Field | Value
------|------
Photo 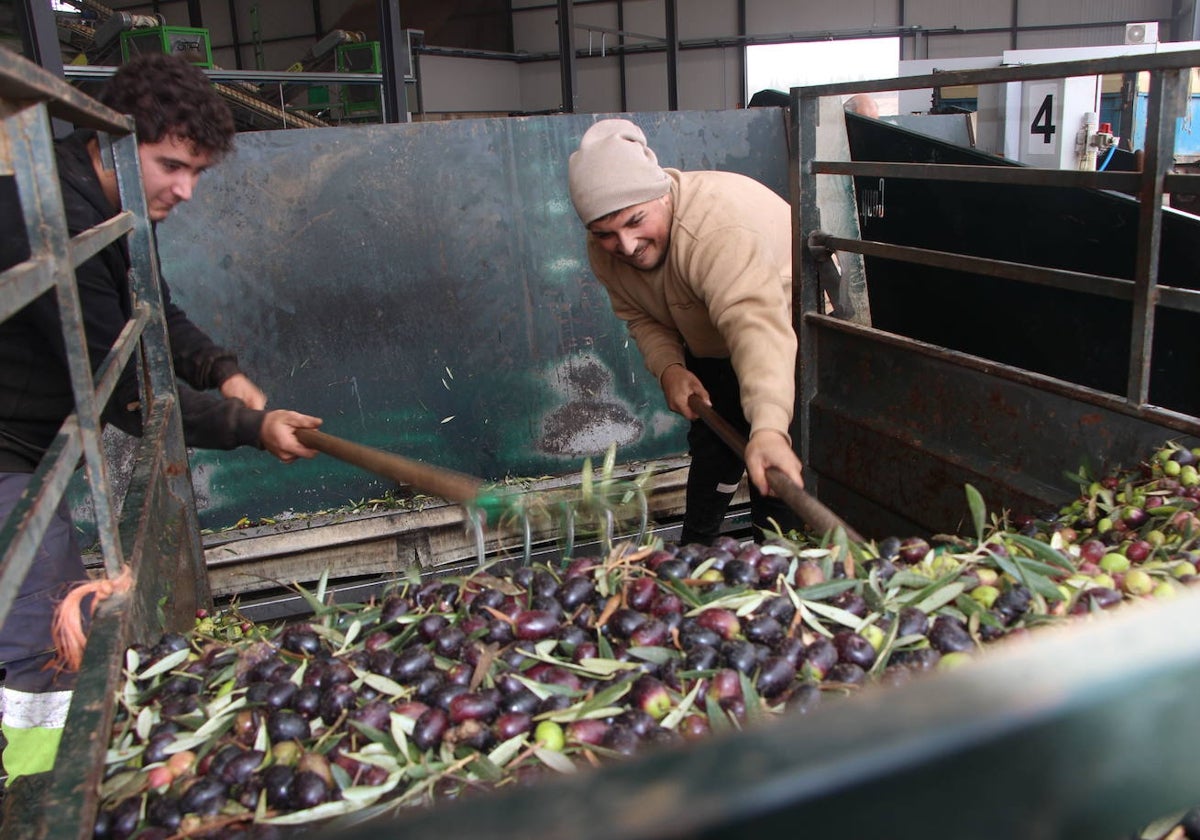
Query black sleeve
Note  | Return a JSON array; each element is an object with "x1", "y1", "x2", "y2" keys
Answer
[
  {"x1": 65, "y1": 245, "x2": 262, "y2": 451},
  {"x1": 155, "y1": 253, "x2": 243, "y2": 391}
]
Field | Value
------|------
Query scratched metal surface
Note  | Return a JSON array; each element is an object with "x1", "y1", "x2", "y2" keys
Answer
[{"x1": 137, "y1": 110, "x2": 790, "y2": 528}]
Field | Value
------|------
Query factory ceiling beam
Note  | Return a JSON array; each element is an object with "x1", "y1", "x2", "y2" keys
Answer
[{"x1": 557, "y1": 0, "x2": 576, "y2": 113}]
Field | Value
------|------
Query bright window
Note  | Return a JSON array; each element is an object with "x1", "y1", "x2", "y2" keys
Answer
[{"x1": 746, "y1": 37, "x2": 900, "y2": 113}]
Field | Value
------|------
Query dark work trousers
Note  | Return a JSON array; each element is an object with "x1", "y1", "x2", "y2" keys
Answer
[
  {"x1": 679, "y1": 352, "x2": 803, "y2": 546},
  {"x1": 0, "y1": 473, "x2": 85, "y2": 694}
]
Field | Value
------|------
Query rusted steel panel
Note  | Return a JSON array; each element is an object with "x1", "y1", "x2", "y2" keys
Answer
[{"x1": 807, "y1": 318, "x2": 1200, "y2": 536}]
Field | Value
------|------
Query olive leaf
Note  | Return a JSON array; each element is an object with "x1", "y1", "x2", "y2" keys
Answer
[
  {"x1": 912, "y1": 581, "x2": 966, "y2": 614},
  {"x1": 487, "y1": 734, "x2": 529, "y2": 767},
  {"x1": 661, "y1": 681, "x2": 702, "y2": 730},
  {"x1": 964, "y1": 484, "x2": 987, "y2": 545},
  {"x1": 135, "y1": 706, "x2": 154, "y2": 742},
  {"x1": 136, "y1": 647, "x2": 190, "y2": 680},
  {"x1": 336, "y1": 619, "x2": 362, "y2": 654},
  {"x1": 532, "y1": 747, "x2": 577, "y2": 774},
  {"x1": 349, "y1": 721, "x2": 400, "y2": 753},
  {"x1": 1006, "y1": 533, "x2": 1077, "y2": 574},
  {"x1": 261, "y1": 799, "x2": 369, "y2": 825},
  {"x1": 355, "y1": 670, "x2": 407, "y2": 698},
  {"x1": 625, "y1": 646, "x2": 680, "y2": 666},
  {"x1": 574, "y1": 657, "x2": 642, "y2": 677},
  {"x1": 792, "y1": 579, "x2": 858, "y2": 601},
  {"x1": 799, "y1": 599, "x2": 864, "y2": 630}
]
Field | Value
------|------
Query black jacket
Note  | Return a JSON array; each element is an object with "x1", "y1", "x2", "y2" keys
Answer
[{"x1": 0, "y1": 131, "x2": 264, "y2": 472}]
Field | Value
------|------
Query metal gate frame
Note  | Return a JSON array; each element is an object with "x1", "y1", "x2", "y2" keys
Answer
[
  {"x1": 792, "y1": 49, "x2": 1200, "y2": 535},
  {"x1": 0, "y1": 50, "x2": 208, "y2": 837}
]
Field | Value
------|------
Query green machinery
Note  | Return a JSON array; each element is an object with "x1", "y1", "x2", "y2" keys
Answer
[
  {"x1": 334, "y1": 40, "x2": 382, "y2": 119},
  {"x1": 119, "y1": 25, "x2": 213, "y2": 69}
]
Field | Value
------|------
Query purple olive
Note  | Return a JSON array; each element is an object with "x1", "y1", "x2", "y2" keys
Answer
[
  {"x1": 514, "y1": 610, "x2": 559, "y2": 641},
  {"x1": 146, "y1": 794, "x2": 182, "y2": 830},
  {"x1": 685, "y1": 644, "x2": 719, "y2": 671},
  {"x1": 418, "y1": 614, "x2": 450, "y2": 641},
  {"x1": 825, "y1": 662, "x2": 868, "y2": 685},
  {"x1": 220, "y1": 749, "x2": 265, "y2": 786},
  {"x1": 896, "y1": 606, "x2": 929, "y2": 637},
  {"x1": 179, "y1": 777, "x2": 227, "y2": 816},
  {"x1": 412, "y1": 707, "x2": 449, "y2": 751},
  {"x1": 264, "y1": 681, "x2": 297, "y2": 710},
  {"x1": 434, "y1": 626, "x2": 468, "y2": 658},
  {"x1": 928, "y1": 616, "x2": 974, "y2": 653},
  {"x1": 722, "y1": 559, "x2": 757, "y2": 587},
  {"x1": 319, "y1": 682, "x2": 357, "y2": 725},
  {"x1": 557, "y1": 577, "x2": 597, "y2": 611},
  {"x1": 352, "y1": 698, "x2": 392, "y2": 732},
  {"x1": 833, "y1": 630, "x2": 877, "y2": 669},
  {"x1": 267, "y1": 709, "x2": 310, "y2": 742},
  {"x1": 801, "y1": 637, "x2": 838, "y2": 680},
  {"x1": 392, "y1": 647, "x2": 434, "y2": 683},
  {"x1": 755, "y1": 656, "x2": 797, "y2": 699},
  {"x1": 291, "y1": 686, "x2": 321, "y2": 719},
  {"x1": 606, "y1": 608, "x2": 648, "y2": 639},
  {"x1": 281, "y1": 625, "x2": 322, "y2": 656},
  {"x1": 629, "y1": 618, "x2": 670, "y2": 647},
  {"x1": 289, "y1": 770, "x2": 330, "y2": 809},
  {"x1": 493, "y1": 711, "x2": 533, "y2": 740},
  {"x1": 448, "y1": 692, "x2": 500, "y2": 725},
  {"x1": 744, "y1": 615, "x2": 784, "y2": 646}
]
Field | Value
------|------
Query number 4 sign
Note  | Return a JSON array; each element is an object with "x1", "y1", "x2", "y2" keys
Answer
[{"x1": 1023, "y1": 82, "x2": 1060, "y2": 158}]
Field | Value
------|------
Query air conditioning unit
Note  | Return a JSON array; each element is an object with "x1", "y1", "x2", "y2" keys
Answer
[{"x1": 1125, "y1": 22, "x2": 1159, "y2": 45}]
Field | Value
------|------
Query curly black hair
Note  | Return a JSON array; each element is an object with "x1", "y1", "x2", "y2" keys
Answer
[{"x1": 101, "y1": 53, "x2": 235, "y2": 160}]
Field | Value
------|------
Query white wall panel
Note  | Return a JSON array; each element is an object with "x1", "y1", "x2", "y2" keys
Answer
[
  {"x1": 747, "y1": 0, "x2": 901, "y2": 35},
  {"x1": 513, "y1": 7, "x2": 561, "y2": 54},
  {"x1": 1019, "y1": 0, "x2": 1172, "y2": 26},
  {"x1": 924, "y1": 31, "x2": 1012, "y2": 58},
  {"x1": 625, "y1": 52, "x2": 670, "y2": 112},
  {"x1": 680, "y1": 0, "x2": 739, "y2": 41},
  {"x1": 903, "y1": 0, "x2": 1008, "y2": 29},
  {"x1": 517, "y1": 61, "x2": 567, "y2": 113},
  {"x1": 677, "y1": 48, "x2": 739, "y2": 110},
  {"x1": 1016, "y1": 26, "x2": 1131, "y2": 50},
  {"x1": 576, "y1": 56, "x2": 626, "y2": 113},
  {"x1": 420, "y1": 55, "x2": 521, "y2": 113}
]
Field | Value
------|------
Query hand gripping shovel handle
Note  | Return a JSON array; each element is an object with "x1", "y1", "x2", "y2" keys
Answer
[{"x1": 686, "y1": 395, "x2": 865, "y2": 542}]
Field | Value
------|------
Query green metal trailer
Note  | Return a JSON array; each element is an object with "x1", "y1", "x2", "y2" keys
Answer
[{"x1": 3, "y1": 45, "x2": 1200, "y2": 840}]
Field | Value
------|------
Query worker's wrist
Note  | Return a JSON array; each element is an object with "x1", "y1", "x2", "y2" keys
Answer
[{"x1": 658, "y1": 362, "x2": 685, "y2": 385}]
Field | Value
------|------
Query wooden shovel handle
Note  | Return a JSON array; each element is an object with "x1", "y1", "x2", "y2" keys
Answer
[
  {"x1": 296, "y1": 428, "x2": 484, "y2": 504},
  {"x1": 686, "y1": 395, "x2": 865, "y2": 542}
]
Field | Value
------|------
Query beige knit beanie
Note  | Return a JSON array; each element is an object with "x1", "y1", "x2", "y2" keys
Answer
[{"x1": 568, "y1": 119, "x2": 672, "y2": 224}]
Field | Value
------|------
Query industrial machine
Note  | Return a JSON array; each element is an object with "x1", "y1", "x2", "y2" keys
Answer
[{"x1": 119, "y1": 25, "x2": 213, "y2": 68}]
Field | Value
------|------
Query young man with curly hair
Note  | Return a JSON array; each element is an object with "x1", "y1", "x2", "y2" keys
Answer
[{"x1": 0, "y1": 54, "x2": 322, "y2": 781}]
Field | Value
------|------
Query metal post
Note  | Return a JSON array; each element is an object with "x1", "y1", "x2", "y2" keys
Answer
[
  {"x1": 737, "y1": 0, "x2": 746, "y2": 107},
  {"x1": 186, "y1": 0, "x2": 203, "y2": 27},
  {"x1": 791, "y1": 88, "x2": 823, "y2": 494},
  {"x1": 227, "y1": 0, "x2": 243, "y2": 70},
  {"x1": 557, "y1": 0, "x2": 576, "y2": 113},
  {"x1": 617, "y1": 0, "x2": 627, "y2": 112},
  {"x1": 378, "y1": 0, "x2": 409, "y2": 123},
  {"x1": 15, "y1": 0, "x2": 69, "y2": 136},
  {"x1": 1126, "y1": 68, "x2": 1183, "y2": 405},
  {"x1": 665, "y1": 0, "x2": 679, "y2": 111}
]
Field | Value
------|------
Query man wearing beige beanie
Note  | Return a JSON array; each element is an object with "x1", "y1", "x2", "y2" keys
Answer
[{"x1": 568, "y1": 118, "x2": 804, "y2": 545}]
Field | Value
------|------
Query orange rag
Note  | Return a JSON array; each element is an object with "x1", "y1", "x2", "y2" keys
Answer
[{"x1": 48, "y1": 565, "x2": 133, "y2": 673}]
